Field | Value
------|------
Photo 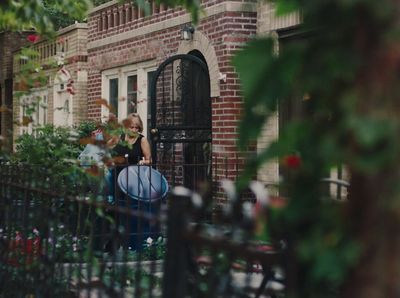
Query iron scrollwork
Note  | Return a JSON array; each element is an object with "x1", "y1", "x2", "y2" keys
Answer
[{"x1": 159, "y1": 129, "x2": 211, "y2": 142}]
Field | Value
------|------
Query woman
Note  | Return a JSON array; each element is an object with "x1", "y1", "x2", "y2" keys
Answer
[
  {"x1": 105, "y1": 114, "x2": 152, "y2": 202},
  {"x1": 105, "y1": 114, "x2": 154, "y2": 251},
  {"x1": 108, "y1": 113, "x2": 151, "y2": 165}
]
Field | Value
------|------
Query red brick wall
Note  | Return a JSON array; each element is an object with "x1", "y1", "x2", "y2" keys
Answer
[
  {"x1": 87, "y1": 1, "x2": 257, "y2": 200},
  {"x1": 0, "y1": 31, "x2": 33, "y2": 151}
]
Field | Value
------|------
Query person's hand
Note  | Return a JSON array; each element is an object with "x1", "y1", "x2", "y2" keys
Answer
[{"x1": 138, "y1": 158, "x2": 148, "y2": 165}]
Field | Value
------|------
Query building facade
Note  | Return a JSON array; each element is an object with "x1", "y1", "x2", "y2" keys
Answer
[
  {"x1": 4, "y1": 1, "x2": 305, "y2": 190},
  {"x1": 12, "y1": 23, "x2": 88, "y2": 142},
  {"x1": 0, "y1": 31, "x2": 33, "y2": 151},
  {"x1": 256, "y1": 2, "x2": 301, "y2": 186},
  {"x1": 87, "y1": 0, "x2": 263, "y2": 197}
]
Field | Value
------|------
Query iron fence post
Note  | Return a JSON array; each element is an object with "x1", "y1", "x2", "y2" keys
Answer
[{"x1": 162, "y1": 187, "x2": 190, "y2": 298}]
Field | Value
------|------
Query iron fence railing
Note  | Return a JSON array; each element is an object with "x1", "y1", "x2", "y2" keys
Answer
[
  {"x1": 163, "y1": 186, "x2": 286, "y2": 298},
  {"x1": 0, "y1": 163, "x2": 165, "y2": 297},
  {"x1": 0, "y1": 161, "x2": 350, "y2": 298}
]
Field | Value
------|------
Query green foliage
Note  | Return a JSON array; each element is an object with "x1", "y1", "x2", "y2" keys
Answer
[
  {"x1": 140, "y1": 236, "x2": 166, "y2": 260},
  {"x1": 234, "y1": 0, "x2": 400, "y2": 296},
  {"x1": 0, "y1": 265, "x2": 74, "y2": 297},
  {"x1": 234, "y1": 38, "x2": 302, "y2": 148},
  {"x1": 0, "y1": 0, "x2": 90, "y2": 35},
  {"x1": 42, "y1": 0, "x2": 77, "y2": 30},
  {"x1": 13, "y1": 124, "x2": 80, "y2": 166},
  {"x1": 74, "y1": 120, "x2": 99, "y2": 142},
  {"x1": 0, "y1": 0, "x2": 201, "y2": 36},
  {"x1": 15, "y1": 47, "x2": 53, "y2": 89}
]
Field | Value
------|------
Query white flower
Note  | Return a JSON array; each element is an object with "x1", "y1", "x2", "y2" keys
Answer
[
  {"x1": 242, "y1": 202, "x2": 254, "y2": 220},
  {"x1": 191, "y1": 192, "x2": 203, "y2": 208},
  {"x1": 146, "y1": 237, "x2": 153, "y2": 246},
  {"x1": 220, "y1": 179, "x2": 237, "y2": 202},
  {"x1": 249, "y1": 181, "x2": 269, "y2": 207}
]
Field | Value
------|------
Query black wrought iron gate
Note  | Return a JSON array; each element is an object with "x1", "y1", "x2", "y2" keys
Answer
[{"x1": 150, "y1": 54, "x2": 211, "y2": 191}]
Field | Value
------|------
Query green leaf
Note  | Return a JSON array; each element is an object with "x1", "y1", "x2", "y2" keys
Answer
[
  {"x1": 234, "y1": 38, "x2": 302, "y2": 148},
  {"x1": 274, "y1": 0, "x2": 300, "y2": 16}
]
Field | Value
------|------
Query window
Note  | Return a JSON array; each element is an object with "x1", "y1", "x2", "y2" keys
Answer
[
  {"x1": 277, "y1": 28, "x2": 311, "y2": 181},
  {"x1": 101, "y1": 63, "x2": 156, "y2": 135},
  {"x1": 127, "y1": 75, "x2": 137, "y2": 114},
  {"x1": 19, "y1": 91, "x2": 48, "y2": 135},
  {"x1": 109, "y1": 78, "x2": 119, "y2": 116}
]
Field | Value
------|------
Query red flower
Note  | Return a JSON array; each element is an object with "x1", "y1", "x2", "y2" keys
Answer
[
  {"x1": 27, "y1": 34, "x2": 40, "y2": 43},
  {"x1": 283, "y1": 155, "x2": 302, "y2": 169}
]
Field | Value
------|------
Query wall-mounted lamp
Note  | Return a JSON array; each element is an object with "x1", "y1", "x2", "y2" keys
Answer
[{"x1": 181, "y1": 24, "x2": 195, "y2": 41}]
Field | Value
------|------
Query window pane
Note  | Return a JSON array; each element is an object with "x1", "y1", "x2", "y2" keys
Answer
[
  {"x1": 127, "y1": 75, "x2": 137, "y2": 114},
  {"x1": 109, "y1": 78, "x2": 119, "y2": 116}
]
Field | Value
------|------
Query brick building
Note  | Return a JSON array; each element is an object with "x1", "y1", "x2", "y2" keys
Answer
[
  {"x1": 87, "y1": 0, "x2": 262, "y2": 194},
  {"x1": 0, "y1": 31, "x2": 33, "y2": 151},
  {"x1": 256, "y1": 2, "x2": 301, "y2": 185},
  {"x1": 4, "y1": 1, "x2": 304, "y2": 190},
  {"x1": 86, "y1": 0, "x2": 304, "y2": 188},
  {"x1": 11, "y1": 23, "x2": 88, "y2": 143}
]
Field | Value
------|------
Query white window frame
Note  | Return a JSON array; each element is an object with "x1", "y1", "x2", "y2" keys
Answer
[
  {"x1": 19, "y1": 89, "x2": 48, "y2": 135},
  {"x1": 101, "y1": 60, "x2": 156, "y2": 137},
  {"x1": 124, "y1": 71, "x2": 138, "y2": 116}
]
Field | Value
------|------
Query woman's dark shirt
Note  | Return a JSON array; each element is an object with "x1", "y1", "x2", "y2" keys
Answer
[{"x1": 112, "y1": 134, "x2": 143, "y2": 165}]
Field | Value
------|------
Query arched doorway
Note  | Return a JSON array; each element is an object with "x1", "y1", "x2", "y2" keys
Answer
[{"x1": 150, "y1": 53, "x2": 212, "y2": 192}]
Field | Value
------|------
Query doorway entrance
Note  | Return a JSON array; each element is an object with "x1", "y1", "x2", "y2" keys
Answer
[{"x1": 150, "y1": 53, "x2": 212, "y2": 191}]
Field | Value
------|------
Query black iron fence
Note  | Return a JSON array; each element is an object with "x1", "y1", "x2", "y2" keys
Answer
[
  {"x1": 0, "y1": 161, "x2": 349, "y2": 298},
  {"x1": 0, "y1": 163, "x2": 165, "y2": 297},
  {"x1": 163, "y1": 186, "x2": 285, "y2": 298}
]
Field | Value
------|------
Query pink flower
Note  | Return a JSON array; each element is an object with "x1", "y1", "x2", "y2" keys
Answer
[
  {"x1": 283, "y1": 155, "x2": 302, "y2": 169},
  {"x1": 27, "y1": 34, "x2": 40, "y2": 43}
]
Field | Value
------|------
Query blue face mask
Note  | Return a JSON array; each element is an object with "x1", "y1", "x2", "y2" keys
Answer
[{"x1": 95, "y1": 132, "x2": 104, "y2": 141}]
